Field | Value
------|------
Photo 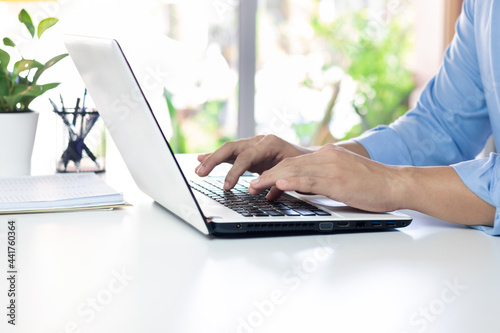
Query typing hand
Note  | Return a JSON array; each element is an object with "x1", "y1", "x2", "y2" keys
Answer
[
  {"x1": 247, "y1": 144, "x2": 406, "y2": 213},
  {"x1": 195, "y1": 135, "x2": 313, "y2": 191}
]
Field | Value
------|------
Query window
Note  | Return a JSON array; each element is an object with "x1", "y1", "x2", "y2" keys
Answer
[
  {"x1": 253, "y1": 0, "x2": 416, "y2": 146},
  {"x1": 2, "y1": 0, "x2": 423, "y2": 153},
  {"x1": 160, "y1": 0, "x2": 239, "y2": 153}
]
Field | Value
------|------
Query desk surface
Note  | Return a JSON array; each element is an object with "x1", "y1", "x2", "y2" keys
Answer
[{"x1": 2, "y1": 153, "x2": 500, "y2": 333}]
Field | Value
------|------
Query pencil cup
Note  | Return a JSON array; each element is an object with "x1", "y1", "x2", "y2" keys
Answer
[{"x1": 55, "y1": 109, "x2": 106, "y2": 173}]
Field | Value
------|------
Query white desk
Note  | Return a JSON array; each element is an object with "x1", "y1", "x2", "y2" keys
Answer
[{"x1": 2, "y1": 153, "x2": 500, "y2": 333}]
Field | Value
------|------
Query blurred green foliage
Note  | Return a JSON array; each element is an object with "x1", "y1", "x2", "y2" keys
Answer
[
  {"x1": 191, "y1": 99, "x2": 233, "y2": 152},
  {"x1": 311, "y1": 9, "x2": 415, "y2": 140},
  {"x1": 164, "y1": 88, "x2": 187, "y2": 154},
  {"x1": 164, "y1": 88, "x2": 233, "y2": 154}
]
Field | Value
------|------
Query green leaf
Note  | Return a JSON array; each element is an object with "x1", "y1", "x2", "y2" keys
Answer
[
  {"x1": 0, "y1": 69, "x2": 12, "y2": 109},
  {"x1": 37, "y1": 18, "x2": 59, "y2": 39},
  {"x1": 0, "y1": 68, "x2": 8, "y2": 97},
  {"x1": 4, "y1": 92, "x2": 24, "y2": 111},
  {"x1": 20, "y1": 82, "x2": 60, "y2": 109},
  {"x1": 32, "y1": 53, "x2": 68, "y2": 84},
  {"x1": 12, "y1": 59, "x2": 43, "y2": 78},
  {"x1": 0, "y1": 49, "x2": 10, "y2": 70},
  {"x1": 4, "y1": 83, "x2": 34, "y2": 110},
  {"x1": 4, "y1": 82, "x2": 59, "y2": 110},
  {"x1": 18, "y1": 9, "x2": 35, "y2": 38},
  {"x1": 3, "y1": 38, "x2": 16, "y2": 48}
]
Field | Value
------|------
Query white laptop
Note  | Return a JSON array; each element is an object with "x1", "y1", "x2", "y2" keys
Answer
[{"x1": 64, "y1": 35, "x2": 412, "y2": 236}]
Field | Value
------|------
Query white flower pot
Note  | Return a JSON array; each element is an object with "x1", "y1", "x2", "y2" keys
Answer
[{"x1": 0, "y1": 111, "x2": 39, "y2": 177}]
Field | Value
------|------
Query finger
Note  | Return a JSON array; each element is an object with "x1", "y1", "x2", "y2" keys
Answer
[
  {"x1": 223, "y1": 136, "x2": 282, "y2": 190},
  {"x1": 197, "y1": 153, "x2": 211, "y2": 163},
  {"x1": 224, "y1": 143, "x2": 272, "y2": 190},
  {"x1": 265, "y1": 186, "x2": 284, "y2": 201},
  {"x1": 195, "y1": 153, "x2": 211, "y2": 173},
  {"x1": 296, "y1": 191, "x2": 316, "y2": 195},
  {"x1": 248, "y1": 155, "x2": 320, "y2": 192},
  {"x1": 248, "y1": 176, "x2": 268, "y2": 195},
  {"x1": 275, "y1": 177, "x2": 323, "y2": 195},
  {"x1": 196, "y1": 141, "x2": 246, "y2": 177}
]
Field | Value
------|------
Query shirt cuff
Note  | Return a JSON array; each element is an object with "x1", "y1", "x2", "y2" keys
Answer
[
  {"x1": 468, "y1": 210, "x2": 500, "y2": 236},
  {"x1": 353, "y1": 125, "x2": 413, "y2": 165},
  {"x1": 452, "y1": 153, "x2": 500, "y2": 236}
]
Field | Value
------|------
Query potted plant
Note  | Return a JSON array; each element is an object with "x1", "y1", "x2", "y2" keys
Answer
[{"x1": 0, "y1": 9, "x2": 67, "y2": 176}]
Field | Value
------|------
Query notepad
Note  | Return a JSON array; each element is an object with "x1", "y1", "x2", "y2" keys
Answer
[{"x1": 0, "y1": 173, "x2": 128, "y2": 213}]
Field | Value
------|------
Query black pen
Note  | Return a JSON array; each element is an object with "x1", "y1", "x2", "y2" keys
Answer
[
  {"x1": 73, "y1": 97, "x2": 80, "y2": 126},
  {"x1": 51, "y1": 102, "x2": 78, "y2": 139},
  {"x1": 81, "y1": 89, "x2": 87, "y2": 112},
  {"x1": 49, "y1": 98, "x2": 60, "y2": 112},
  {"x1": 80, "y1": 89, "x2": 87, "y2": 136},
  {"x1": 50, "y1": 98, "x2": 74, "y2": 135}
]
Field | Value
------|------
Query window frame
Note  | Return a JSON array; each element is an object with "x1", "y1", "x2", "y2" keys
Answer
[{"x1": 237, "y1": 0, "x2": 258, "y2": 139}]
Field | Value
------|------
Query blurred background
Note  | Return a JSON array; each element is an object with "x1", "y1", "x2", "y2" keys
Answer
[{"x1": 0, "y1": 0, "x2": 463, "y2": 155}]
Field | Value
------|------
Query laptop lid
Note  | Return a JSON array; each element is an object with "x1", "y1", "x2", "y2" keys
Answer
[{"x1": 64, "y1": 35, "x2": 210, "y2": 235}]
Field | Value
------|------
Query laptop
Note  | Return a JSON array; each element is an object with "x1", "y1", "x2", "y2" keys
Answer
[{"x1": 64, "y1": 35, "x2": 412, "y2": 236}]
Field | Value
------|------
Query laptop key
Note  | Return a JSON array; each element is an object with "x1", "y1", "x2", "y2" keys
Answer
[
  {"x1": 191, "y1": 178, "x2": 331, "y2": 218},
  {"x1": 253, "y1": 212, "x2": 269, "y2": 217},
  {"x1": 262, "y1": 210, "x2": 285, "y2": 216},
  {"x1": 292, "y1": 208, "x2": 316, "y2": 216},
  {"x1": 313, "y1": 210, "x2": 331, "y2": 216},
  {"x1": 277, "y1": 209, "x2": 301, "y2": 216}
]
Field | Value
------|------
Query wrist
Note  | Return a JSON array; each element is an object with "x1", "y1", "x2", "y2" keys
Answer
[
  {"x1": 391, "y1": 165, "x2": 418, "y2": 211},
  {"x1": 335, "y1": 140, "x2": 371, "y2": 159},
  {"x1": 291, "y1": 143, "x2": 316, "y2": 156},
  {"x1": 392, "y1": 165, "x2": 495, "y2": 226}
]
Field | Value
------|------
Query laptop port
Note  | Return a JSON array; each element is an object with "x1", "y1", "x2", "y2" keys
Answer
[
  {"x1": 371, "y1": 221, "x2": 382, "y2": 227},
  {"x1": 336, "y1": 222, "x2": 349, "y2": 228},
  {"x1": 386, "y1": 221, "x2": 396, "y2": 227},
  {"x1": 319, "y1": 222, "x2": 334, "y2": 231}
]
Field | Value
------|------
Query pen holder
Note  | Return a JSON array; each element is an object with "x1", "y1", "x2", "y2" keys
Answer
[{"x1": 55, "y1": 109, "x2": 106, "y2": 173}]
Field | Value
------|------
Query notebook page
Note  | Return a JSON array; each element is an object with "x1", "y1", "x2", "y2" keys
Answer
[{"x1": 0, "y1": 173, "x2": 121, "y2": 205}]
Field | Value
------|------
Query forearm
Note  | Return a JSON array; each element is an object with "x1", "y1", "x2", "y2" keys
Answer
[
  {"x1": 338, "y1": 141, "x2": 495, "y2": 226},
  {"x1": 335, "y1": 140, "x2": 371, "y2": 159},
  {"x1": 398, "y1": 166, "x2": 495, "y2": 226}
]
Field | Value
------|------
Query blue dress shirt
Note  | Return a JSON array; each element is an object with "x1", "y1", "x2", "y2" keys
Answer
[{"x1": 354, "y1": 0, "x2": 500, "y2": 235}]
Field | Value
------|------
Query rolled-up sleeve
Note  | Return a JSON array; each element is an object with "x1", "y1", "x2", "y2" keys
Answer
[
  {"x1": 355, "y1": 0, "x2": 491, "y2": 166},
  {"x1": 353, "y1": 0, "x2": 500, "y2": 234},
  {"x1": 452, "y1": 154, "x2": 500, "y2": 235}
]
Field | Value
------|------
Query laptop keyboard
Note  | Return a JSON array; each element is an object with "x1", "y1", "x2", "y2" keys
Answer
[{"x1": 189, "y1": 177, "x2": 331, "y2": 217}]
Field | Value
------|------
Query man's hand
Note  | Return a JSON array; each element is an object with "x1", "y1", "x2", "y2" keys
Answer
[
  {"x1": 195, "y1": 135, "x2": 495, "y2": 226},
  {"x1": 248, "y1": 144, "x2": 406, "y2": 213},
  {"x1": 195, "y1": 135, "x2": 313, "y2": 190},
  {"x1": 247, "y1": 144, "x2": 495, "y2": 226}
]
